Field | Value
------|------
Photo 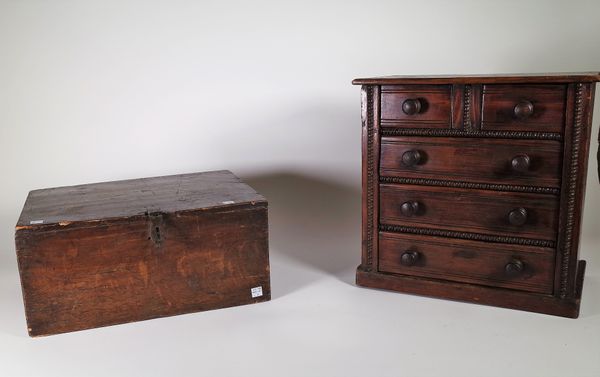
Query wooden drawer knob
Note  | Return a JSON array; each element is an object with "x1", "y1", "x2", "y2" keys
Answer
[
  {"x1": 511, "y1": 154, "x2": 531, "y2": 173},
  {"x1": 401, "y1": 251, "x2": 420, "y2": 266},
  {"x1": 402, "y1": 149, "x2": 423, "y2": 167},
  {"x1": 513, "y1": 100, "x2": 534, "y2": 119},
  {"x1": 508, "y1": 207, "x2": 528, "y2": 226},
  {"x1": 505, "y1": 259, "x2": 524, "y2": 276},
  {"x1": 402, "y1": 98, "x2": 423, "y2": 115},
  {"x1": 400, "y1": 201, "x2": 421, "y2": 217}
]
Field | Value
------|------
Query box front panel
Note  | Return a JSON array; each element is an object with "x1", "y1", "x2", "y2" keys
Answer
[{"x1": 16, "y1": 205, "x2": 269, "y2": 336}]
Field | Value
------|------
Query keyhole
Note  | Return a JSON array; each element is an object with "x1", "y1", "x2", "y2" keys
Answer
[
  {"x1": 148, "y1": 226, "x2": 162, "y2": 245},
  {"x1": 147, "y1": 212, "x2": 164, "y2": 247}
]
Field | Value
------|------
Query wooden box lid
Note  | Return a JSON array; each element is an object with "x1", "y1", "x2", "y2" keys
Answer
[{"x1": 17, "y1": 170, "x2": 266, "y2": 229}]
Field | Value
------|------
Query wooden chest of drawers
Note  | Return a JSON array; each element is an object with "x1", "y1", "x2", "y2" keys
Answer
[{"x1": 353, "y1": 73, "x2": 599, "y2": 317}]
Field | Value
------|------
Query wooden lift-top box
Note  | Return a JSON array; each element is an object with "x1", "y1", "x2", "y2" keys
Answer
[{"x1": 15, "y1": 170, "x2": 270, "y2": 336}]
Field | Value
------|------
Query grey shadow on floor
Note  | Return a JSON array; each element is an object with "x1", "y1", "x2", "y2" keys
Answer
[{"x1": 242, "y1": 172, "x2": 361, "y2": 297}]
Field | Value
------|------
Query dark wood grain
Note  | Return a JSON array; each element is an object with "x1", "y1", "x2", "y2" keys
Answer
[
  {"x1": 481, "y1": 84, "x2": 567, "y2": 133},
  {"x1": 451, "y1": 84, "x2": 465, "y2": 129},
  {"x1": 379, "y1": 184, "x2": 559, "y2": 240},
  {"x1": 380, "y1": 136, "x2": 562, "y2": 188},
  {"x1": 15, "y1": 171, "x2": 270, "y2": 336},
  {"x1": 379, "y1": 232, "x2": 554, "y2": 294}
]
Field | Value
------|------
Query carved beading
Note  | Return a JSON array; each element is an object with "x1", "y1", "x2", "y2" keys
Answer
[
  {"x1": 365, "y1": 86, "x2": 375, "y2": 268},
  {"x1": 463, "y1": 84, "x2": 472, "y2": 131},
  {"x1": 380, "y1": 176, "x2": 560, "y2": 195},
  {"x1": 559, "y1": 83, "x2": 584, "y2": 298},
  {"x1": 381, "y1": 128, "x2": 563, "y2": 141},
  {"x1": 380, "y1": 224, "x2": 556, "y2": 248}
]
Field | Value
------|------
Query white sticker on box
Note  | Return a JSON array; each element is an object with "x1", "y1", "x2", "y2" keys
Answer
[
  {"x1": 30, "y1": 220, "x2": 44, "y2": 225},
  {"x1": 251, "y1": 286, "x2": 263, "y2": 298},
  {"x1": 221, "y1": 200, "x2": 235, "y2": 205}
]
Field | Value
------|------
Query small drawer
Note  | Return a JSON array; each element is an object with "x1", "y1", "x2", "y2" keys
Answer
[
  {"x1": 379, "y1": 184, "x2": 559, "y2": 240},
  {"x1": 378, "y1": 232, "x2": 555, "y2": 294},
  {"x1": 481, "y1": 84, "x2": 567, "y2": 133},
  {"x1": 380, "y1": 85, "x2": 451, "y2": 128},
  {"x1": 380, "y1": 136, "x2": 562, "y2": 188}
]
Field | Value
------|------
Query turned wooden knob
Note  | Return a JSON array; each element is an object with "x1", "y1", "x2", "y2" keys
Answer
[
  {"x1": 400, "y1": 201, "x2": 421, "y2": 217},
  {"x1": 513, "y1": 100, "x2": 534, "y2": 119},
  {"x1": 402, "y1": 98, "x2": 423, "y2": 115},
  {"x1": 505, "y1": 259, "x2": 524, "y2": 276},
  {"x1": 508, "y1": 207, "x2": 528, "y2": 226},
  {"x1": 511, "y1": 154, "x2": 531, "y2": 173},
  {"x1": 401, "y1": 251, "x2": 420, "y2": 266},
  {"x1": 402, "y1": 150, "x2": 423, "y2": 167}
]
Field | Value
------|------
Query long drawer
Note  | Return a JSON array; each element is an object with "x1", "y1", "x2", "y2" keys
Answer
[
  {"x1": 380, "y1": 136, "x2": 562, "y2": 188},
  {"x1": 378, "y1": 232, "x2": 555, "y2": 294},
  {"x1": 379, "y1": 184, "x2": 559, "y2": 240}
]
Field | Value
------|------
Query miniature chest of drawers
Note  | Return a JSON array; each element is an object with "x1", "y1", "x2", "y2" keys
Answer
[
  {"x1": 15, "y1": 170, "x2": 270, "y2": 336},
  {"x1": 353, "y1": 73, "x2": 600, "y2": 317}
]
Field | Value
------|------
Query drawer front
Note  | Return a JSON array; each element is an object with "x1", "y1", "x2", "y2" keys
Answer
[
  {"x1": 380, "y1": 184, "x2": 559, "y2": 240},
  {"x1": 379, "y1": 232, "x2": 555, "y2": 294},
  {"x1": 380, "y1": 85, "x2": 451, "y2": 127},
  {"x1": 380, "y1": 137, "x2": 562, "y2": 188},
  {"x1": 481, "y1": 84, "x2": 566, "y2": 133}
]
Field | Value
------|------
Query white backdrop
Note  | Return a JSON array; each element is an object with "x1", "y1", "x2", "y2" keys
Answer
[{"x1": 1, "y1": 1, "x2": 599, "y2": 376}]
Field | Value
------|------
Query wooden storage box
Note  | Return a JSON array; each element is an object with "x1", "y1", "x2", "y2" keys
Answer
[{"x1": 15, "y1": 170, "x2": 270, "y2": 336}]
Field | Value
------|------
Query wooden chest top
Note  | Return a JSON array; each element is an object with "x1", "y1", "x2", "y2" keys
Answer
[
  {"x1": 352, "y1": 72, "x2": 600, "y2": 85},
  {"x1": 17, "y1": 170, "x2": 266, "y2": 228}
]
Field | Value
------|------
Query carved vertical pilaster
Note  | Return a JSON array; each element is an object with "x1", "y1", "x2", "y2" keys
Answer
[
  {"x1": 559, "y1": 83, "x2": 584, "y2": 298},
  {"x1": 361, "y1": 85, "x2": 380, "y2": 272},
  {"x1": 463, "y1": 84, "x2": 472, "y2": 131},
  {"x1": 365, "y1": 86, "x2": 374, "y2": 268}
]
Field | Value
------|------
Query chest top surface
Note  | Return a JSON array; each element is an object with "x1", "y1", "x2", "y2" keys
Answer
[
  {"x1": 352, "y1": 72, "x2": 600, "y2": 85},
  {"x1": 17, "y1": 170, "x2": 265, "y2": 228}
]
